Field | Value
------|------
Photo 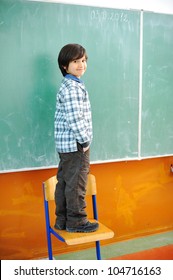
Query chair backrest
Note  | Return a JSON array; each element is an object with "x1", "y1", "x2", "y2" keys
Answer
[
  {"x1": 44, "y1": 175, "x2": 57, "y2": 201},
  {"x1": 44, "y1": 173, "x2": 97, "y2": 201},
  {"x1": 86, "y1": 173, "x2": 97, "y2": 195}
]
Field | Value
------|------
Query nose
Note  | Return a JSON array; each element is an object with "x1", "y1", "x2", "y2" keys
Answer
[{"x1": 78, "y1": 61, "x2": 83, "y2": 67}]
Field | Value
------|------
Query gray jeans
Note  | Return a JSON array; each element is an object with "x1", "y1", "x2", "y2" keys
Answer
[{"x1": 55, "y1": 143, "x2": 90, "y2": 228}]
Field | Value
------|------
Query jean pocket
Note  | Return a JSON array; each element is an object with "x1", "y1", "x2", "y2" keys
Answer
[{"x1": 77, "y1": 142, "x2": 83, "y2": 152}]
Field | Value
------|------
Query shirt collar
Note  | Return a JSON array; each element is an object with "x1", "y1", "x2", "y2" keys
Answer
[{"x1": 65, "y1": 74, "x2": 83, "y2": 83}]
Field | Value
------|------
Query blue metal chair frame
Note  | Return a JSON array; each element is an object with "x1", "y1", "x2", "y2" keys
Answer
[{"x1": 43, "y1": 174, "x2": 113, "y2": 260}]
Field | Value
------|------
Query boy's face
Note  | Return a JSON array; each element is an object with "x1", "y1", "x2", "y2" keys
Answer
[{"x1": 64, "y1": 55, "x2": 87, "y2": 78}]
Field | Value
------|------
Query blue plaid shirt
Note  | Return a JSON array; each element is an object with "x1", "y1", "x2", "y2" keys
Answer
[{"x1": 54, "y1": 74, "x2": 93, "y2": 153}]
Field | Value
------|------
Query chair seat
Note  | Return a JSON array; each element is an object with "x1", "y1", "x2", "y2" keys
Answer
[{"x1": 52, "y1": 219, "x2": 114, "y2": 245}]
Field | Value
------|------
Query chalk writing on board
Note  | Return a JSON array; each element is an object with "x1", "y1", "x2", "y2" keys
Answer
[{"x1": 90, "y1": 9, "x2": 129, "y2": 23}]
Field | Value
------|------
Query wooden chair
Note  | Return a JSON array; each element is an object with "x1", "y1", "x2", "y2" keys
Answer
[{"x1": 43, "y1": 173, "x2": 114, "y2": 260}]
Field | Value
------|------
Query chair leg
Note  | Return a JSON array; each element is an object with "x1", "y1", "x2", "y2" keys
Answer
[
  {"x1": 45, "y1": 211, "x2": 53, "y2": 259},
  {"x1": 92, "y1": 196, "x2": 101, "y2": 259},
  {"x1": 96, "y1": 241, "x2": 101, "y2": 260},
  {"x1": 43, "y1": 187, "x2": 54, "y2": 260},
  {"x1": 47, "y1": 228, "x2": 53, "y2": 260}
]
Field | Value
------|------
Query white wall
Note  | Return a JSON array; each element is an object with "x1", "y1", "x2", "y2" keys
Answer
[{"x1": 29, "y1": 0, "x2": 173, "y2": 14}]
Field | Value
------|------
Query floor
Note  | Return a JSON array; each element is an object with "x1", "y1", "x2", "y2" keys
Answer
[{"x1": 54, "y1": 230, "x2": 173, "y2": 260}]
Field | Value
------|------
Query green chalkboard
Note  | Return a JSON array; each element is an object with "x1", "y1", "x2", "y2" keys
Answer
[
  {"x1": 0, "y1": 0, "x2": 140, "y2": 171},
  {"x1": 141, "y1": 12, "x2": 173, "y2": 157}
]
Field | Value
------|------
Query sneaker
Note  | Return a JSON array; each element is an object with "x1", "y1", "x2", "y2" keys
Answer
[
  {"x1": 54, "y1": 223, "x2": 66, "y2": 230},
  {"x1": 66, "y1": 221, "x2": 99, "y2": 233}
]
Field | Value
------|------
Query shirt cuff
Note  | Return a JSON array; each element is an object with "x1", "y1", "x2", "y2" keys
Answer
[{"x1": 80, "y1": 141, "x2": 90, "y2": 148}]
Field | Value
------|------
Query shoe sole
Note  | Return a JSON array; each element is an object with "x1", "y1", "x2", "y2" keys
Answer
[
  {"x1": 54, "y1": 225, "x2": 66, "y2": 230},
  {"x1": 66, "y1": 225, "x2": 99, "y2": 233}
]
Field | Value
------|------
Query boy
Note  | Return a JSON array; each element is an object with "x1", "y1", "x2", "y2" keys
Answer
[{"x1": 54, "y1": 44, "x2": 99, "y2": 233}]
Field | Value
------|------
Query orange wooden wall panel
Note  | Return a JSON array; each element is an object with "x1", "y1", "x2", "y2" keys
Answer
[
  {"x1": 90, "y1": 157, "x2": 173, "y2": 238},
  {"x1": 0, "y1": 157, "x2": 173, "y2": 259}
]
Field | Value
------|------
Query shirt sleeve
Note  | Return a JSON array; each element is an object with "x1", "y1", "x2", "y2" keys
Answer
[{"x1": 63, "y1": 82, "x2": 91, "y2": 145}]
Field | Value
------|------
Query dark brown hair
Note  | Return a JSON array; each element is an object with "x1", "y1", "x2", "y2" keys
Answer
[{"x1": 58, "y1": 44, "x2": 88, "y2": 76}]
